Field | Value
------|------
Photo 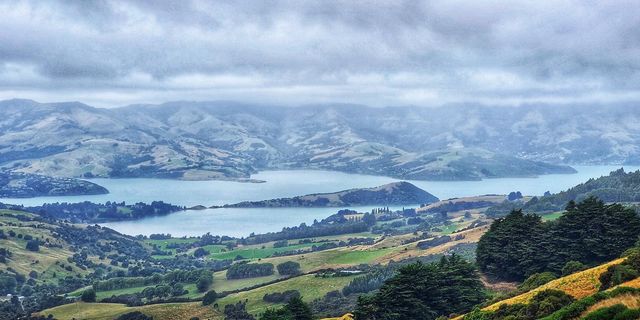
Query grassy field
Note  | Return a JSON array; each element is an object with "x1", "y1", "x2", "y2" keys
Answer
[
  {"x1": 216, "y1": 274, "x2": 358, "y2": 315},
  {"x1": 207, "y1": 241, "x2": 329, "y2": 260},
  {"x1": 40, "y1": 302, "x2": 223, "y2": 320},
  {"x1": 0, "y1": 210, "x2": 93, "y2": 283},
  {"x1": 540, "y1": 211, "x2": 564, "y2": 221}
]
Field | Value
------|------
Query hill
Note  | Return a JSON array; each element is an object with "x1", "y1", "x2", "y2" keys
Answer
[
  {"x1": 0, "y1": 171, "x2": 108, "y2": 198},
  {"x1": 0, "y1": 99, "x2": 580, "y2": 181},
  {"x1": 216, "y1": 182, "x2": 439, "y2": 208},
  {"x1": 509, "y1": 168, "x2": 640, "y2": 214}
]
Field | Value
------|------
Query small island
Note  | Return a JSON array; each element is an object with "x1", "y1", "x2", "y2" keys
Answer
[
  {"x1": 0, "y1": 171, "x2": 109, "y2": 198},
  {"x1": 214, "y1": 181, "x2": 439, "y2": 208}
]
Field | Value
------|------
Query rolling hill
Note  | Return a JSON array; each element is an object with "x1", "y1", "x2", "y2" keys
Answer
[{"x1": 216, "y1": 181, "x2": 439, "y2": 208}]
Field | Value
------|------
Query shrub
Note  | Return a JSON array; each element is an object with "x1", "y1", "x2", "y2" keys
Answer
[
  {"x1": 116, "y1": 311, "x2": 153, "y2": 320},
  {"x1": 81, "y1": 288, "x2": 96, "y2": 302},
  {"x1": 202, "y1": 290, "x2": 217, "y2": 306},
  {"x1": 562, "y1": 261, "x2": 586, "y2": 276},
  {"x1": 196, "y1": 274, "x2": 213, "y2": 292},
  {"x1": 599, "y1": 264, "x2": 638, "y2": 290},
  {"x1": 226, "y1": 262, "x2": 274, "y2": 279},
  {"x1": 26, "y1": 240, "x2": 39, "y2": 252},
  {"x1": 276, "y1": 261, "x2": 301, "y2": 276},
  {"x1": 518, "y1": 272, "x2": 557, "y2": 292},
  {"x1": 193, "y1": 248, "x2": 209, "y2": 258},
  {"x1": 583, "y1": 304, "x2": 628, "y2": 320}
]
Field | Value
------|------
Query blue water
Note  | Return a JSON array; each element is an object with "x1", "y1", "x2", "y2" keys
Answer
[{"x1": 1, "y1": 166, "x2": 635, "y2": 237}]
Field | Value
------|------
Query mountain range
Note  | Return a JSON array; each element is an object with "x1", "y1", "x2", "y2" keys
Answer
[{"x1": 3, "y1": 99, "x2": 639, "y2": 181}]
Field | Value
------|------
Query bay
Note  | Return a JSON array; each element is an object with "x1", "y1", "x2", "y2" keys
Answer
[{"x1": 1, "y1": 165, "x2": 635, "y2": 237}]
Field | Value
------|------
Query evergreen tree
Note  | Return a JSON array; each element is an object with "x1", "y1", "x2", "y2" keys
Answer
[{"x1": 285, "y1": 296, "x2": 313, "y2": 320}]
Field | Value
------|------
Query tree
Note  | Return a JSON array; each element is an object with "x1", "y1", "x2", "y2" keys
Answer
[
  {"x1": 0, "y1": 274, "x2": 17, "y2": 295},
  {"x1": 355, "y1": 255, "x2": 486, "y2": 320},
  {"x1": 194, "y1": 248, "x2": 209, "y2": 258},
  {"x1": 197, "y1": 274, "x2": 213, "y2": 292},
  {"x1": 476, "y1": 210, "x2": 546, "y2": 281},
  {"x1": 277, "y1": 261, "x2": 301, "y2": 276},
  {"x1": 202, "y1": 290, "x2": 218, "y2": 306},
  {"x1": 285, "y1": 296, "x2": 313, "y2": 320},
  {"x1": 477, "y1": 197, "x2": 640, "y2": 281},
  {"x1": 81, "y1": 288, "x2": 96, "y2": 302}
]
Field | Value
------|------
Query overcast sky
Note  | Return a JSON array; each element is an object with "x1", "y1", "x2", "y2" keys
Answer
[{"x1": 0, "y1": 0, "x2": 639, "y2": 107}]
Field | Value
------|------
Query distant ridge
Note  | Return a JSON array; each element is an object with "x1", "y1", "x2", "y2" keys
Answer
[{"x1": 214, "y1": 181, "x2": 439, "y2": 208}]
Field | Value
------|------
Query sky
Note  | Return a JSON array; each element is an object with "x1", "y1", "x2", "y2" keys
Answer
[{"x1": 0, "y1": 0, "x2": 639, "y2": 107}]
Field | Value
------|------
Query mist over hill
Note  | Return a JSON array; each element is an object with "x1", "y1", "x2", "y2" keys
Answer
[{"x1": 3, "y1": 99, "x2": 639, "y2": 181}]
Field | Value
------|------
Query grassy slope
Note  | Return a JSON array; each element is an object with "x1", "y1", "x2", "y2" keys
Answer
[
  {"x1": 482, "y1": 258, "x2": 625, "y2": 312},
  {"x1": 0, "y1": 210, "x2": 93, "y2": 282},
  {"x1": 216, "y1": 274, "x2": 358, "y2": 315},
  {"x1": 39, "y1": 302, "x2": 222, "y2": 320}
]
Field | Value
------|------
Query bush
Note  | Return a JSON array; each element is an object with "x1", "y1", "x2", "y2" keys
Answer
[
  {"x1": 583, "y1": 304, "x2": 628, "y2": 320},
  {"x1": 116, "y1": 311, "x2": 153, "y2": 320},
  {"x1": 273, "y1": 240, "x2": 288, "y2": 248},
  {"x1": 263, "y1": 290, "x2": 300, "y2": 303},
  {"x1": 193, "y1": 248, "x2": 209, "y2": 258},
  {"x1": 196, "y1": 274, "x2": 213, "y2": 292},
  {"x1": 519, "y1": 272, "x2": 557, "y2": 292},
  {"x1": 599, "y1": 264, "x2": 638, "y2": 290},
  {"x1": 277, "y1": 261, "x2": 301, "y2": 276},
  {"x1": 226, "y1": 262, "x2": 274, "y2": 279},
  {"x1": 81, "y1": 288, "x2": 96, "y2": 302},
  {"x1": 562, "y1": 261, "x2": 586, "y2": 276},
  {"x1": 202, "y1": 290, "x2": 217, "y2": 306},
  {"x1": 26, "y1": 240, "x2": 39, "y2": 252}
]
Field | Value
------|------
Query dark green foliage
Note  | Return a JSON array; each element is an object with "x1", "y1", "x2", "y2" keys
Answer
[
  {"x1": 260, "y1": 307, "x2": 292, "y2": 320},
  {"x1": 518, "y1": 272, "x2": 557, "y2": 292},
  {"x1": 80, "y1": 288, "x2": 96, "y2": 302},
  {"x1": 476, "y1": 210, "x2": 546, "y2": 281},
  {"x1": 28, "y1": 200, "x2": 184, "y2": 223},
  {"x1": 196, "y1": 274, "x2": 213, "y2": 292},
  {"x1": 263, "y1": 290, "x2": 300, "y2": 303},
  {"x1": 540, "y1": 287, "x2": 640, "y2": 320},
  {"x1": 202, "y1": 290, "x2": 217, "y2": 306},
  {"x1": 466, "y1": 290, "x2": 574, "y2": 320},
  {"x1": 342, "y1": 265, "x2": 397, "y2": 296},
  {"x1": 599, "y1": 264, "x2": 639, "y2": 290},
  {"x1": 273, "y1": 240, "x2": 288, "y2": 248},
  {"x1": 561, "y1": 261, "x2": 586, "y2": 276},
  {"x1": 285, "y1": 296, "x2": 313, "y2": 320},
  {"x1": 116, "y1": 311, "x2": 153, "y2": 320},
  {"x1": 477, "y1": 197, "x2": 640, "y2": 281},
  {"x1": 0, "y1": 274, "x2": 17, "y2": 295},
  {"x1": 613, "y1": 308, "x2": 640, "y2": 320},
  {"x1": 583, "y1": 304, "x2": 628, "y2": 320},
  {"x1": 276, "y1": 261, "x2": 301, "y2": 276},
  {"x1": 224, "y1": 301, "x2": 255, "y2": 320},
  {"x1": 226, "y1": 263, "x2": 274, "y2": 279},
  {"x1": 524, "y1": 168, "x2": 640, "y2": 212},
  {"x1": 193, "y1": 248, "x2": 209, "y2": 258},
  {"x1": 25, "y1": 240, "x2": 39, "y2": 252},
  {"x1": 355, "y1": 255, "x2": 486, "y2": 320}
]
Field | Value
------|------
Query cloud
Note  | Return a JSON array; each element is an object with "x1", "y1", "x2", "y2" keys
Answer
[{"x1": 0, "y1": 0, "x2": 639, "y2": 107}]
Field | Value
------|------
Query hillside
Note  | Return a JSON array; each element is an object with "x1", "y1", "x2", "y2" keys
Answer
[
  {"x1": 457, "y1": 257, "x2": 640, "y2": 320},
  {"x1": 522, "y1": 168, "x2": 640, "y2": 213},
  {"x1": 0, "y1": 99, "x2": 582, "y2": 181},
  {"x1": 216, "y1": 182, "x2": 439, "y2": 208},
  {"x1": 0, "y1": 196, "x2": 497, "y2": 320},
  {"x1": 0, "y1": 171, "x2": 108, "y2": 198}
]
